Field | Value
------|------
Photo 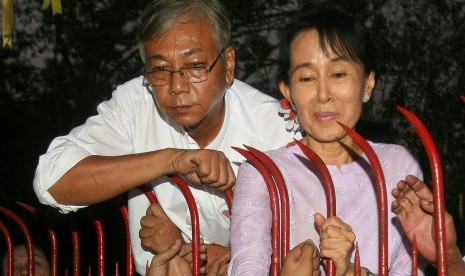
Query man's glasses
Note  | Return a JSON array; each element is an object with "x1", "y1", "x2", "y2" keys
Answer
[{"x1": 145, "y1": 48, "x2": 225, "y2": 86}]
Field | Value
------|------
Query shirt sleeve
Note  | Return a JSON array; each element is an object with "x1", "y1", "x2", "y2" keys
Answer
[
  {"x1": 228, "y1": 162, "x2": 273, "y2": 276},
  {"x1": 33, "y1": 89, "x2": 135, "y2": 213}
]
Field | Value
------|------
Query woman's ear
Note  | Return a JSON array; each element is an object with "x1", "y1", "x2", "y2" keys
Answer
[
  {"x1": 364, "y1": 71, "x2": 376, "y2": 96},
  {"x1": 224, "y1": 46, "x2": 236, "y2": 85},
  {"x1": 279, "y1": 80, "x2": 292, "y2": 103}
]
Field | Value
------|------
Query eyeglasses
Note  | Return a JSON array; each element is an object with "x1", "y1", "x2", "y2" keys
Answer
[{"x1": 144, "y1": 48, "x2": 225, "y2": 86}]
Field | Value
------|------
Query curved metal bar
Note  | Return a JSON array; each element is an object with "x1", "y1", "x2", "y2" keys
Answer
[
  {"x1": 95, "y1": 220, "x2": 105, "y2": 276},
  {"x1": 293, "y1": 139, "x2": 336, "y2": 275},
  {"x1": 412, "y1": 234, "x2": 418, "y2": 276},
  {"x1": 243, "y1": 145, "x2": 290, "y2": 265},
  {"x1": 0, "y1": 221, "x2": 14, "y2": 276},
  {"x1": 354, "y1": 242, "x2": 361, "y2": 276},
  {"x1": 397, "y1": 106, "x2": 447, "y2": 275},
  {"x1": 337, "y1": 122, "x2": 389, "y2": 276},
  {"x1": 16, "y1": 202, "x2": 59, "y2": 276},
  {"x1": 48, "y1": 230, "x2": 58, "y2": 276},
  {"x1": 71, "y1": 230, "x2": 80, "y2": 276},
  {"x1": 232, "y1": 146, "x2": 281, "y2": 276},
  {"x1": 0, "y1": 207, "x2": 35, "y2": 276},
  {"x1": 117, "y1": 199, "x2": 134, "y2": 276},
  {"x1": 168, "y1": 175, "x2": 201, "y2": 276},
  {"x1": 224, "y1": 189, "x2": 234, "y2": 211},
  {"x1": 138, "y1": 183, "x2": 158, "y2": 204}
]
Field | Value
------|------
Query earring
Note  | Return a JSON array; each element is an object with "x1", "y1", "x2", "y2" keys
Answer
[
  {"x1": 278, "y1": 99, "x2": 301, "y2": 133},
  {"x1": 362, "y1": 94, "x2": 370, "y2": 103}
]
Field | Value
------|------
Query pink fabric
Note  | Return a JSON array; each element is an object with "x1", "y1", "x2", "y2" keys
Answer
[{"x1": 229, "y1": 142, "x2": 426, "y2": 275}]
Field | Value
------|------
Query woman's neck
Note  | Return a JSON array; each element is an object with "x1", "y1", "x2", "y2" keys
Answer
[{"x1": 303, "y1": 136, "x2": 363, "y2": 169}]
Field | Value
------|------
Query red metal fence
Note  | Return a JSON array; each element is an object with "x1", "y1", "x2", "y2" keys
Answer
[{"x1": 2, "y1": 102, "x2": 459, "y2": 275}]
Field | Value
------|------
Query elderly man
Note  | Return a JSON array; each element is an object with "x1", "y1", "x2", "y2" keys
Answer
[{"x1": 33, "y1": 0, "x2": 299, "y2": 274}]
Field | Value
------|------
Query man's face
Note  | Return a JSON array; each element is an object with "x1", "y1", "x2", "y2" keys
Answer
[
  {"x1": 1, "y1": 245, "x2": 50, "y2": 276},
  {"x1": 143, "y1": 21, "x2": 235, "y2": 133}
]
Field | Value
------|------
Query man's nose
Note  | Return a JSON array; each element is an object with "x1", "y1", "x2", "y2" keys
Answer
[{"x1": 169, "y1": 70, "x2": 189, "y2": 95}]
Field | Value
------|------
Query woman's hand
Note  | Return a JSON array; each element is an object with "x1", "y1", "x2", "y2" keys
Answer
[{"x1": 315, "y1": 213, "x2": 356, "y2": 276}]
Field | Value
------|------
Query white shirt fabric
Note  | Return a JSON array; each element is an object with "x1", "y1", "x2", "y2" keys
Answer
[{"x1": 33, "y1": 76, "x2": 299, "y2": 274}]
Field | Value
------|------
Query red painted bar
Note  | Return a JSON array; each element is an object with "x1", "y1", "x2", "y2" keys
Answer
[
  {"x1": 461, "y1": 95, "x2": 465, "y2": 103},
  {"x1": 224, "y1": 189, "x2": 234, "y2": 211},
  {"x1": 94, "y1": 218, "x2": 105, "y2": 276},
  {"x1": 48, "y1": 230, "x2": 58, "y2": 276},
  {"x1": 169, "y1": 175, "x2": 201, "y2": 276},
  {"x1": 0, "y1": 207, "x2": 35, "y2": 276},
  {"x1": 294, "y1": 139, "x2": 337, "y2": 275},
  {"x1": 412, "y1": 235, "x2": 418, "y2": 276},
  {"x1": 72, "y1": 230, "x2": 80, "y2": 276},
  {"x1": 244, "y1": 144, "x2": 290, "y2": 265},
  {"x1": 138, "y1": 183, "x2": 158, "y2": 203},
  {"x1": 354, "y1": 242, "x2": 361, "y2": 276},
  {"x1": 233, "y1": 146, "x2": 281, "y2": 276},
  {"x1": 397, "y1": 106, "x2": 447, "y2": 275},
  {"x1": 337, "y1": 122, "x2": 389, "y2": 276},
  {"x1": 118, "y1": 200, "x2": 134, "y2": 276},
  {"x1": 16, "y1": 202, "x2": 59, "y2": 276},
  {"x1": 0, "y1": 221, "x2": 13, "y2": 276}
]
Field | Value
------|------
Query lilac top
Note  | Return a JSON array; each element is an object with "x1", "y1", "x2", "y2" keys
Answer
[{"x1": 229, "y1": 142, "x2": 425, "y2": 275}]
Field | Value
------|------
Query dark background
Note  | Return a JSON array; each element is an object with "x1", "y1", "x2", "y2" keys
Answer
[{"x1": 1, "y1": 0, "x2": 464, "y2": 275}]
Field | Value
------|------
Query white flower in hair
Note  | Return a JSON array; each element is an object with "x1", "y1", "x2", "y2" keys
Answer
[{"x1": 278, "y1": 99, "x2": 301, "y2": 133}]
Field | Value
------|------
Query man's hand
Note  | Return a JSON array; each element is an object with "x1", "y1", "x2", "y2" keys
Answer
[
  {"x1": 281, "y1": 239, "x2": 321, "y2": 276},
  {"x1": 315, "y1": 213, "x2": 355, "y2": 276},
  {"x1": 206, "y1": 250, "x2": 230, "y2": 276},
  {"x1": 392, "y1": 175, "x2": 463, "y2": 270},
  {"x1": 171, "y1": 149, "x2": 235, "y2": 191},
  {"x1": 147, "y1": 239, "x2": 208, "y2": 276},
  {"x1": 140, "y1": 203, "x2": 182, "y2": 253}
]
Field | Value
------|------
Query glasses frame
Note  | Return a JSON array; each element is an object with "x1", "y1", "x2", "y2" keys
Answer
[{"x1": 144, "y1": 48, "x2": 226, "y2": 86}]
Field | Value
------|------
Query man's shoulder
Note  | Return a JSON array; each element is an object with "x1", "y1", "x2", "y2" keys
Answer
[
  {"x1": 111, "y1": 75, "x2": 148, "y2": 99},
  {"x1": 228, "y1": 79, "x2": 278, "y2": 105}
]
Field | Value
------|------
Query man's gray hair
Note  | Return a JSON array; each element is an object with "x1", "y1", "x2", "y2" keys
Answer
[{"x1": 137, "y1": 0, "x2": 231, "y2": 63}]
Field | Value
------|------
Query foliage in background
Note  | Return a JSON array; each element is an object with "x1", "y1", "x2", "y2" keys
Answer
[{"x1": 1, "y1": 0, "x2": 464, "y2": 268}]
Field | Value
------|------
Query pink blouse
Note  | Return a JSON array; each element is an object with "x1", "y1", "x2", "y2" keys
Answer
[{"x1": 229, "y1": 142, "x2": 426, "y2": 275}]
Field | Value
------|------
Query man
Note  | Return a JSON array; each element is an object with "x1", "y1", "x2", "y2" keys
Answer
[
  {"x1": 1, "y1": 244, "x2": 50, "y2": 276},
  {"x1": 33, "y1": 0, "x2": 299, "y2": 274}
]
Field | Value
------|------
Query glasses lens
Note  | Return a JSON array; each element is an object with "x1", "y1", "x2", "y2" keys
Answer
[
  {"x1": 182, "y1": 68, "x2": 208, "y2": 83},
  {"x1": 148, "y1": 70, "x2": 169, "y2": 86}
]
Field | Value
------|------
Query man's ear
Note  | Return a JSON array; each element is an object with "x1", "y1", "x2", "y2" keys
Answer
[{"x1": 224, "y1": 46, "x2": 236, "y2": 85}]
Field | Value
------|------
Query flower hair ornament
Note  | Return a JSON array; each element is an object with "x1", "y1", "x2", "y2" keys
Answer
[{"x1": 278, "y1": 98, "x2": 302, "y2": 133}]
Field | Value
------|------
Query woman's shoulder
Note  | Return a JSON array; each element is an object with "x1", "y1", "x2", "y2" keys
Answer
[{"x1": 369, "y1": 141, "x2": 418, "y2": 163}]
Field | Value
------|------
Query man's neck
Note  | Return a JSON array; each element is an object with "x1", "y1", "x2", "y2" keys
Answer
[{"x1": 184, "y1": 101, "x2": 225, "y2": 149}]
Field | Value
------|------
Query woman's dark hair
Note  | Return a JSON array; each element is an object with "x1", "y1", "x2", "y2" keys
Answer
[{"x1": 278, "y1": 8, "x2": 377, "y2": 85}]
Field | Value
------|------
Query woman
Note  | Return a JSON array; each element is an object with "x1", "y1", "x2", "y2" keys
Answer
[{"x1": 229, "y1": 8, "x2": 425, "y2": 275}]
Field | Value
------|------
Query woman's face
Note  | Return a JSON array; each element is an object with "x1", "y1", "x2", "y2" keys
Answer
[{"x1": 280, "y1": 29, "x2": 375, "y2": 144}]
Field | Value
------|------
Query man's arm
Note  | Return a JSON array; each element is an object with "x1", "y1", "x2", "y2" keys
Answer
[{"x1": 48, "y1": 148, "x2": 235, "y2": 205}]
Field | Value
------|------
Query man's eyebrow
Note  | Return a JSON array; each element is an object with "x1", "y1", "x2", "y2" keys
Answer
[{"x1": 146, "y1": 48, "x2": 205, "y2": 61}]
